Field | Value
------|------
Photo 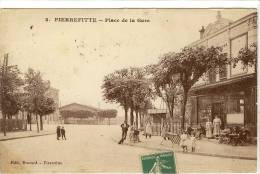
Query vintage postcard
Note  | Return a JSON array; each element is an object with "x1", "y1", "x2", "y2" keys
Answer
[{"x1": 0, "y1": 9, "x2": 257, "y2": 173}]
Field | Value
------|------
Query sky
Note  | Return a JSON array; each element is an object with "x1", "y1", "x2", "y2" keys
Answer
[{"x1": 0, "y1": 9, "x2": 255, "y2": 116}]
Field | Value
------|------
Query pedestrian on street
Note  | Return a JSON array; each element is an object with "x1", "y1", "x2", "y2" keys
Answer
[
  {"x1": 145, "y1": 121, "x2": 152, "y2": 138},
  {"x1": 56, "y1": 126, "x2": 61, "y2": 140},
  {"x1": 160, "y1": 123, "x2": 167, "y2": 145},
  {"x1": 118, "y1": 121, "x2": 129, "y2": 144},
  {"x1": 133, "y1": 122, "x2": 141, "y2": 142},
  {"x1": 61, "y1": 127, "x2": 66, "y2": 140}
]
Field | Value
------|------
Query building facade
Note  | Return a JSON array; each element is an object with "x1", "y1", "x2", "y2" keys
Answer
[{"x1": 187, "y1": 12, "x2": 257, "y2": 135}]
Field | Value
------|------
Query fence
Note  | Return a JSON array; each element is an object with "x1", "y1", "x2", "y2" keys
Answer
[
  {"x1": 151, "y1": 122, "x2": 189, "y2": 136},
  {"x1": 0, "y1": 119, "x2": 27, "y2": 132}
]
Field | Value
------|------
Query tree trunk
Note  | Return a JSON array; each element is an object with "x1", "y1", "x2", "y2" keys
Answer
[
  {"x1": 3, "y1": 113, "x2": 6, "y2": 136},
  {"x1": 40, "y1": 115, "x2": 43, "y2": 131},
  {"x1": 22, "y1": 111, "x2": 26, "y2": 130},
  {"x1": 36, "y1": 114, "x2": 39, "y2": 133},
  {"x1": 181, "y1": 90, "x2": 188, "y2": 130},
  {"x1": 135, "y1": 110, "x2": 138, "y2": 128},
  {"x1": 29, "y1": 113, "x2": 32, "y2": 131},
  {"x1": 124, "y1": 107, "x2": 128, "y2": 123},
  {"x1": 130, "y1": 108, "x2": 134, "y2": 126}
]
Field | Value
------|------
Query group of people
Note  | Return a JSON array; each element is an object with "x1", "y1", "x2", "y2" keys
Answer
[
  {"x1": 56, "y1": 126, "x2": 66, "y2": 140},
  {"x1": 118, "y1": 121, "x2": 153, "y2": 144},
  {"x1": 205, "y1": 116, "x2": 222, "y2": 138},
  {"x1": 117, "y1": 115, "x2": 223, "y2": 152},
  {"x1": 180, "y1": 131, "x2": 197, "y2": 152}
]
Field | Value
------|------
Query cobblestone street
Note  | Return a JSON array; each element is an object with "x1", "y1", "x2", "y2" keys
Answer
[{"x1": 0, "y1": 125, "x2": 257, "y2": 173}]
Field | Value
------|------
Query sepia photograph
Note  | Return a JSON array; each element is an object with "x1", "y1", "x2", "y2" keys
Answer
[{"x1": 0, "y1": 8, "x2": 257, "y2": 173}]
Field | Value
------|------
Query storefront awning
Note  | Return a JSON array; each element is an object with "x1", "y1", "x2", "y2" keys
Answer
[{"x1": 190, "y1": 73, "x2": 256, "y2": 94}]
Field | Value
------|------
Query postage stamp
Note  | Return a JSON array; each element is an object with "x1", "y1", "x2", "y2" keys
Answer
[{"x1": 141, "y1": 151, "x2": 176, "y2": 174}]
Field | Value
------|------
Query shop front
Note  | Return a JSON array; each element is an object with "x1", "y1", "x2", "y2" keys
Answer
[{"x1": 189, "y1": 74, "x2": 256, "y2": 136}]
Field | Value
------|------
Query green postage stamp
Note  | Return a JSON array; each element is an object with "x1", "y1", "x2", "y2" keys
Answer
[{"x1": 141, "y1": 151, "x2": 176, "y2": 174}]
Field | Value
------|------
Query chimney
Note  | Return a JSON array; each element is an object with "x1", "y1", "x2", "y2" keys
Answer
[{"x1": 199, "y1": 26, "x2": 205, "y2": 39}]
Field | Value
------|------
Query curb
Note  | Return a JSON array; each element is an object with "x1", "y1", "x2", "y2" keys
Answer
[
  {"x1": 0, "y1": 132, "x2": 55, "y2": 141},
  {"x1": 123, "y1": 142, "x2": 257, "y2": 161}
]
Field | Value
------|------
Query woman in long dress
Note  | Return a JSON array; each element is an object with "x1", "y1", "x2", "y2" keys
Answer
[
  {"x1": 145, "y1": 121, "x2": 152, "y2": 138},
  {"x1": 213, "y1": 116, "x2": 221, "y2": 137},
  {"x1": 160, "y1": 124, "x2": 167, "y2": 145},
  {"x1": 205, "y1": 118, "x2": 213, "y2": 138}
]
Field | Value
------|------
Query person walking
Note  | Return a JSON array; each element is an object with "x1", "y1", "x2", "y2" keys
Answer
[
  {"x1": 61, "y1": 127, "x2": 66, "y2": 140},
  {"x1": 56, "y1": 126, "x2": 61, "y2": 140},
  {"x1": 145, "y1": 121, "x2": 152, "y2": 138},
  {"x1": 160, "y1": 124, "x2": 167, "y2": 145},
  {"x1": 133, "y1": 122, "x2": 141, "y2": 142},
  {"x1": 118, "y1": 121, "x2": 129, "y2": 144}
]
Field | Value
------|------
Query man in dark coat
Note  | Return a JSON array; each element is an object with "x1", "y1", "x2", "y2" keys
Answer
[
  {"x1": 56, "y1": 126, "x2": 61, "y2": 140},
  {"x1": 118, "y1": 121, "x2": 129, "y2": 144},
  {"x1": 61, "y1": 127, "x2": 66, "y2": 140}
]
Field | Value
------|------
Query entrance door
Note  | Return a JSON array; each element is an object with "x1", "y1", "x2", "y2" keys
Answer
[{"x1": 212, "y1": 102, "x2": 226, "y2": 129}]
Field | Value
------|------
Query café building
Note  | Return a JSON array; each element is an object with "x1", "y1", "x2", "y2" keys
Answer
[{"x1": 187, "y1": 12, "x2": 257, "y2": 135}]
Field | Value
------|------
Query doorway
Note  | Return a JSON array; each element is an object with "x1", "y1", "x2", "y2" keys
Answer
[{"x1": 212, "y1": 102, "x2": 226, "y2": 129}]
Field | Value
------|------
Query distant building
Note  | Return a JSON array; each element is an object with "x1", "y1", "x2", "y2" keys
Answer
[{"x1": 60, "y1": 103, "x2": 117, "y2": 125}]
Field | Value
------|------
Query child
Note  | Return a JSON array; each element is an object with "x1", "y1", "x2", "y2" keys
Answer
[
  {"x1": 180, "y1": 131, "x2": 188, "y2": 152},
  {"x1": 190, "y1": 133, "x2": 196, "y2": 152}
]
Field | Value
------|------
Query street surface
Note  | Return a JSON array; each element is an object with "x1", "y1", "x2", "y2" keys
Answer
[{"x1": 0, "y1": 125, "x2": 257, "y2": 173}]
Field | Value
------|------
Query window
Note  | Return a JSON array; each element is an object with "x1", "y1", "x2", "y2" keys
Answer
[
  {"x1": 230, "y1": 34, "x2": 248, "y2": 76},
  {"x1": 208, "y1": 68, "x2": 216, "y2": 83},
  {"x1": 219, "y1": 65, "x2": 227, "y2": 80}
]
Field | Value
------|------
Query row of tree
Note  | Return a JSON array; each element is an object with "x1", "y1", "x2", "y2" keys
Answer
[
  {"x1": 102, "y1": 43, "x2": 256, "y2": 129},
  {"x1": 1, "y1": 54, "x2": 56, "y2": 136},
  {"x1": 102, "y1": 67, "x2": 153, "y2": 127}
]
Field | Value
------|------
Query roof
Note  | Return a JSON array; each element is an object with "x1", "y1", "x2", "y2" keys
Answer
[
  {"x1": 60, "y1": 103, "x2": 101, "y2": 112},
  {"x1": 189, "y1": 12, "x2": 257, "y2": 47},
  {"x1": 190, "y1": 73, "x2": 256, "y2": 93},
  {"x1": 202, "y1": 11, "x2": 233, "y2": 38}
]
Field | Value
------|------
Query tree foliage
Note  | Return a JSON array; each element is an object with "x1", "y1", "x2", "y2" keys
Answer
[
  {"x1": 149, "y1": 62, "x2": 180, "y2": 119},
  {"x1": 1, "y1": 65, "x2": 24, "y2": 117},
  {"x1": 98, "y1": 109, "x2": 117, "y2": 118},
  {"x1": 102, "y1": 67, "x2": 153, "y2": 124},
  {"x1": 158, "y1": 46, "x2": 228, "y2": 128},
  {"x1": 232, "y1": 43, "x2": 257, "y2": 72}
]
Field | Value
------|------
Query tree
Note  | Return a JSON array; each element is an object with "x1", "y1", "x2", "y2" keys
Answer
[
  {"x1": 1, "y1": 54, "x2": 23, "y2": 136},
  {"x1": 102, "y1": 68, "x2": 132, "y2": 123},
  {"x1": 127, "y1": 67, "x2": 153, "y2": 126},
  {"x1": 24, "y1": 68, "x2": 50, "y2": 133},
  {"x1": 161, "y1": 46, "x2": 228, "y2": 129},
  {"x1": 97, "y1": 109, "x2": 117, "y2": 125},
  {"x1": 232, "y1": 43, "x2": 257, "y2": 73},
  {"x1": 102, "y1": 67, "x2": 153, "y2": 126},
  {"x1": 37, "y1": 97, "x2": 56, "y2": 130},
  {"x1": 149, "y1": 61, "x2": 180, "y2": 120}
]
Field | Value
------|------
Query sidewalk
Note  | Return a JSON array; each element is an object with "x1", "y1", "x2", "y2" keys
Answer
[
  {"x1": 0, "y1": 124, "x2": 56, "y2": 141},
  {"x1": 124, "y1": 135, "x2": 257, "y2": 160}
]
